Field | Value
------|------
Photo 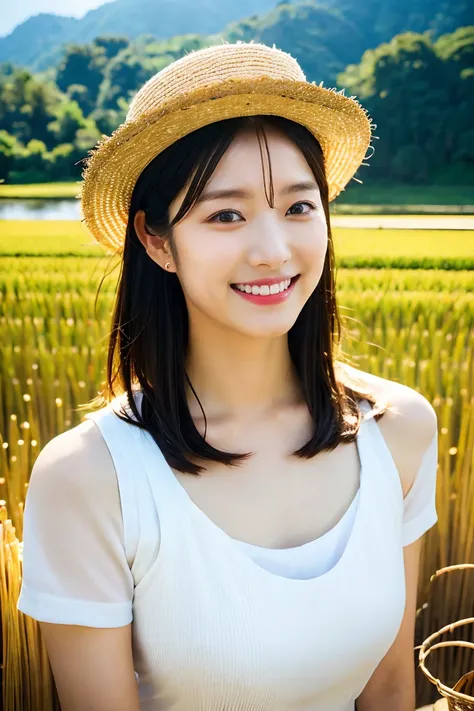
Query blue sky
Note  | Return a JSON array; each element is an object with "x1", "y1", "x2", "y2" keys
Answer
[{"x1": 1, "y1": 0, "x2": 108, "y2": 37}]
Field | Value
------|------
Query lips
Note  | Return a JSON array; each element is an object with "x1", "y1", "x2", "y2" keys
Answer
[{"x1": 229, "y1": 275, "x2": 301, "y2": 305}]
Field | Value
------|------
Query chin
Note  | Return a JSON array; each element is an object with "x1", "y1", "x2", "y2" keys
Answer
[{"x1": 232, "y1": 318, "x2": 298, "y2": 340}]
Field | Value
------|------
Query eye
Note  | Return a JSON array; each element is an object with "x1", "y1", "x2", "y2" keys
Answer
[
  {"x1": 209, "y1": 210, "x2": 243, "y2": 224},
  {"x1": 287, "y1": 201, "x2": 317, "y2": 216}
]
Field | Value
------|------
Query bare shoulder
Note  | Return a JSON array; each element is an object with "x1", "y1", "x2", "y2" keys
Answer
[
  {"x1": 340, "y1": 363, "x2": 438, "y2": 497},
  {"x1": 28, "y1": 416, "x2": 117, "y2": 502}
]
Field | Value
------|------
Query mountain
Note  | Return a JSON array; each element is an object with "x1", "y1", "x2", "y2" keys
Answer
[
  {"x1": 0, "y1": 0, "x2": 279, "y2": 71},
  {"x1": 1, "y1": 0, "x2": 472, "y2": 73},
  {"x1": 217, "y1": 0, "x2": 473, "y2": 87},
  {"x1": 0, "y1": 14, "x2": 77, "y2": 71},
  {"x1": 321, "y1": 0, "x2": 473, "y2": 44},
  {"x1": 221, "y1": 3, "x2": 367, "y2": 86}
]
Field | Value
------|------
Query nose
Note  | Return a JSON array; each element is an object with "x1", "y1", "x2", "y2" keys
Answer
[{"x1": 248, "y1": 214, "x2": 292, "y2": 270}]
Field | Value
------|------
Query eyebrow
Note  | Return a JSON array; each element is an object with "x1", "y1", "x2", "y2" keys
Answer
[{"x1": 195, "y1": 180, "x2": 319, "y2": 204}]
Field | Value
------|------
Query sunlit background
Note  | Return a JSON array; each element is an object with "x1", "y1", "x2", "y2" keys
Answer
[{"x1": 0, "y1": 1, "x2": 473, "y2": 709}]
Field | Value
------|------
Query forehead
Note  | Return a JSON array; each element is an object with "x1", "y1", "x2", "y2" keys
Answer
[
  {"x1": 211, "y1": 125, "x2": 312, "y2": 182},
  {"x1": 168, "y1": 123, "x2": 318, "y2": 221}
]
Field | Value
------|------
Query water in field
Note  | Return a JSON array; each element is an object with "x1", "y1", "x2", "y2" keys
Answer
[
  {"x1": 1, "y1": 198, "x2": 474, "y2": 229},
  {"x1": 0, "y1": 199, "x2": 79, "y2": 220}
]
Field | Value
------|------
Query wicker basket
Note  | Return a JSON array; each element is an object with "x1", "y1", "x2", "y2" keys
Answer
[{"x1": 418, "y1": 564, "x2": 474, "y2": 711}]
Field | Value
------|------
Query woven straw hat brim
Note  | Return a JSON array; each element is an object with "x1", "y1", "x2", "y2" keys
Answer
[{"x1": 80, "y1": 75, "x2": 374, "y2": 253}]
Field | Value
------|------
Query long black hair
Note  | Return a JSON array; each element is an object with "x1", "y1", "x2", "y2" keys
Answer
[{"x1": 83, "y1": 115, "x2": 390, "y2": 474}]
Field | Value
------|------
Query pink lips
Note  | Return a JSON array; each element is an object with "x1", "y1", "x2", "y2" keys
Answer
[{"x1": 230, "y1": 275, "x2": 300, "y2": 306}]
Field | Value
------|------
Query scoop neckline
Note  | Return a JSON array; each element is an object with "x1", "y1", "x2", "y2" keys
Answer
[
  {"x1": 233, "y1": 486, "x2": 361, "y2": 554},
  {"x1": 151, "y1": 406, "x2": 371, "y2": 588}
]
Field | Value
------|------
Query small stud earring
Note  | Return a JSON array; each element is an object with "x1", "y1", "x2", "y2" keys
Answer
[{"x1": 165, "y1": 261, "x2": 171, "y2": 270}]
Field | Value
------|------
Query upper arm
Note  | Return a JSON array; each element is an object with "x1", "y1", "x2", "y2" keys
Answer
[
  {"x1": 39, "y1": 621, "x2": 140, "y2": 711},
  {"x1": 18, "y1": 420, "x2": 134, "y2": 626},
  {"x1": 17, "y1": 421, "x2": 139, "y2": 709}
]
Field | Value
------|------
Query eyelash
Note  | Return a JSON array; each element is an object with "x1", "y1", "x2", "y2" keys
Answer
[{"x1": 208, "y1": 201, "x2": 318, "y2": 223}]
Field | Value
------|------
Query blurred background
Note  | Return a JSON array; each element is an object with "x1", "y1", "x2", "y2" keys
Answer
[
  {"x1": 0, "y1": 0, "x2": 473, "y2": 196},
  {"x1": 0, "y1": 2, "x2": 473, "y2": 710}
]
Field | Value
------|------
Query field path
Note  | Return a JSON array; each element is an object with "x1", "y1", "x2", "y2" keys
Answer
[{"x1": 331, "y1": 215, "x2": 474, "y2": 230}]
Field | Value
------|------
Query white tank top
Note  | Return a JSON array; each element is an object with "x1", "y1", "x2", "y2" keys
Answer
[{"x1": 83, "y1": 391, "x2": 407, "y2": 711}]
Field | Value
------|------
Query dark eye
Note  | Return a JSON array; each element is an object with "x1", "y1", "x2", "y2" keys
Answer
[
  {"x1": 209, "y1": 210, "x2": 242, "y2": 223},
  {"x1": 287, "y1": 201, "x2": 317, "y2": 216}
]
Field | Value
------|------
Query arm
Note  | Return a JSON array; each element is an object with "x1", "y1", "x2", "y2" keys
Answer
[
  {"x1": 355, "y1": 381, "x2": 438, "y2": 710},
  {"x1": 18, "y1": 421, "x2": 139, "y2": 710},
  {"x1": 39, "y1": 621, "x2": 141, "y2": 711},
  {"x1": 355, "y1": 537, "x2": 422, "y2": 711}
]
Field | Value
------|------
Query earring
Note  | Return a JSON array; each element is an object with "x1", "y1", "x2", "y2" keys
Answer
[{"x1": 164, "y1": 261, "x2": 171, "y2": 270}]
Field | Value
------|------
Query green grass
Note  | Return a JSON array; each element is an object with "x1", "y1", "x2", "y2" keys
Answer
[
  {"x1": 2, "y1": 257, "x2": 471, "y2": 294},
  {"x1": 0, "y1": 182, "x2": 82, "y2": 199},
  {"x1": 0, "y1": 220, "x2": 102, "y2": 257},
  {"x1": 331, "y1": 203, "x2": 474, "y2": 215},
  {"x1": 1, "y1": 219, "x2": 473, "y2": 269},
  {"x1": 336, "y1": 182, "x2": 474, "y2": 205}
]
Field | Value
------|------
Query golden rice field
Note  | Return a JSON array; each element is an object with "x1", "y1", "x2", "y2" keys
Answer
[
  {"x1": 0, "y1": 223, "x2": 473, "y2": 710},
  {"x1": 1, "y1": 220, "x2": 473, "y2": 270}
]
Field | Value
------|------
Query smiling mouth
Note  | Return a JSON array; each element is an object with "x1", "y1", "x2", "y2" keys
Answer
[{"x1": 230, "y1": 275, "x2": 300, "y2": 293}]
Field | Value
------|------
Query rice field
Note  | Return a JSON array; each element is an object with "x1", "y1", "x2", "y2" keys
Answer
[
  {"x1": 1, "y1": 219, "x2": 473, "y2": 270},
  {"x1": 0, "y1": 222, "x2": 473, "y2": 709}
]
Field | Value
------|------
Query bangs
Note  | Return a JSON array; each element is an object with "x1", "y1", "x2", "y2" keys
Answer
[{"x1": 169, "y1": 116, "x2": 279, "y2": 230}]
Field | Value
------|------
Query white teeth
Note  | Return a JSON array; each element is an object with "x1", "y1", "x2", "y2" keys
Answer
[{"x1": 234, "y1": 279, "x2": 291, "y2": 295}]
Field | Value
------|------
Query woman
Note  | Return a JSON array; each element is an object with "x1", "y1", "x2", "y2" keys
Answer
[{"x1": 18, "y1": 42, "x2": 438, "y2": 711}]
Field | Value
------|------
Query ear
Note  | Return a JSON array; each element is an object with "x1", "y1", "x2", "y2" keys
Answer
[{"x1": 134, "y1": 210, "x2": 174, "y2": 272}]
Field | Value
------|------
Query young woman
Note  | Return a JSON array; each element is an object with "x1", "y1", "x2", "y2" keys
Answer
[{"x1": 18, "y1": 42, "x2": 438, "y2": 711}]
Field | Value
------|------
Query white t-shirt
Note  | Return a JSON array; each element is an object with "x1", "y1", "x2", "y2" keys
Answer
[{"x1": 17, "y1": 392, "x2": 438, "y2": 711}]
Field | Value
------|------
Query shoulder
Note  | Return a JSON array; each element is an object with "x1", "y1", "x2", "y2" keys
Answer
[
  {"x1": 341, "y1": 364, "x2": 438, "y2": 497},
  {"x1": 26, "y1": 416, "x2": 119, "y2": 505}
]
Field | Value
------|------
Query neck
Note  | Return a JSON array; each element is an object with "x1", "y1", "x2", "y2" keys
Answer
[{"x1": 184, "y1": 325, "x2": 303, "y2": 424}]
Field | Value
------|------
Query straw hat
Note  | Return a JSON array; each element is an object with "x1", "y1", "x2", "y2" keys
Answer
[{"x1": 79, "y1": 41, "x2": 375, "y2": 253}]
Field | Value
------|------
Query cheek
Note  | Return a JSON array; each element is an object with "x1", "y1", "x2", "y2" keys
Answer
[
  {"x1": 299, "y1": 222, "x2": 328, "y2": 266},
  {"x1": 175, "y1": 228, "x2": 234, "y2": 297}
]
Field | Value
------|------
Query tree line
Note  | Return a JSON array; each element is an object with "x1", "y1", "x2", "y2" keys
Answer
[{"x1": 0, "y1": 24, "x2": 472, "y2": 185}]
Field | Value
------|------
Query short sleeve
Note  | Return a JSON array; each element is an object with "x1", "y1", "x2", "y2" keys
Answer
[
  {"x1": 17, "y1": 424, "x2": 134, "y2": 627},
  {"x1": 402, "y1": 430, "x2": 438, "y2": 547}
]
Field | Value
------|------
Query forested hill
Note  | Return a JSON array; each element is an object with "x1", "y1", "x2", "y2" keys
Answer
[
  {"x1": 0, "y1": 0, "x2": 472, "y2": 187},
  {"x1": 0, "y1": 0, "x2": 278, "y2": 70},
  {"x1": 1, "y1": 0, "x2": 472, "y2": 72},
  {"x1": 222, "y1": 0, "x2": 472, "y2": 83}
]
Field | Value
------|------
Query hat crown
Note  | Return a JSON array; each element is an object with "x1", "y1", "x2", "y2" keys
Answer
[{"x1": 127, "y1": 42, "x2": 306, "y2": 122}]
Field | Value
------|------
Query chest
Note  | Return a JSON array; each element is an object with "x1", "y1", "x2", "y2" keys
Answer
[
  {"x1": 131, "y1": 400, "x2": 408, "y2": 709},
  {"x1": 171, "y1": 408, "x2": 363, "y2": 549}
]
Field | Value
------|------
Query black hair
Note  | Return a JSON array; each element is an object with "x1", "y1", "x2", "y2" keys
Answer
[{"x1": 83, "y1": 115, "x2": 390, "y2": 474}]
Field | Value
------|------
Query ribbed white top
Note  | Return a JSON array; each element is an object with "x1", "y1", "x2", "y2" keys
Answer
[{"x1": 18, "y1": 391, "x2": 438, "y2": 711}]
